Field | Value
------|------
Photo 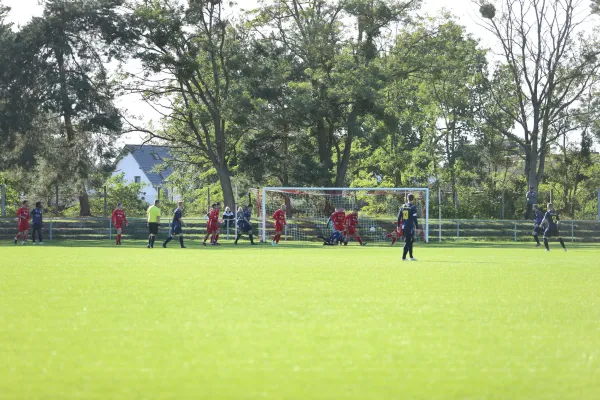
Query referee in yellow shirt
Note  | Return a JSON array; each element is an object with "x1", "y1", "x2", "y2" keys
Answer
[{"x1": 147, "y1": 199, "x2": 161, "y2": 248}]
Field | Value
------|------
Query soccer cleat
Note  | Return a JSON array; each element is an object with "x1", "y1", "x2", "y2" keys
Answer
[
  {"x1": 162, "y1": 244, "x2": 167, "y2": 248},
  {"x1": 147, "y1": 244, "x2": 151, "y2": 248},
  {"x1": 21, "y1": 241, "x2": 26, "y2": 245},
  {"x1": 39, "y1": 242, "x2": 43, "y2": 245},
  {"x1": 360, "y1": 243, "x2": 367, "y2": 246},
  {"x1": 535, "y1": 243, "x2": 541, "y2": 247},
  {"x1": 203, "y1": 242, "x2": 207, "y2": 246},
  {"x1": 272, "y1": 240, "x2": 275, "y2": 246},
  {"x1": 181, "y1": 246, "x2": 187, "y2": 249},
  {"x1": 545, "y1": 249, "x2": 550, "y2": 252},
  {"x1": 564, "y1": 248, "x2": 567, "y2": 252},
  {"x1": 32, "y1": 242, "x2": 36, "y2": 245},
  {"x1": 410, "y1": 258, "x2": 417, "y2": 261},
  {"x1": 402, "y1": 258, "x2": 408, "y2": 262},
  {"x1": 14, "y1": 238, "x2": 17, "y2": 245}
]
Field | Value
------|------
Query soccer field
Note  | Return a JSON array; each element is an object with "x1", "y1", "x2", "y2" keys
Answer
[{"x1": 1, "y1": 242, "x2": 599, "y2": 400}]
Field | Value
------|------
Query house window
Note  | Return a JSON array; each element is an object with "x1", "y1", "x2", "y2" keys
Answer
[{"x1": 134, "y1": 176, "x2": 141, "y2": 184}]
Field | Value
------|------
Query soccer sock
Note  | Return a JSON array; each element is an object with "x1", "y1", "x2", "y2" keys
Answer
[
  {"x1": 163, "y1": 236, "x2": 172, "y2": 246},
  {"x1": 409, "y1": 239, "x2": 414, "y2": 258},
  {"x1": 214, "y1": 233, "x2": 219, "y2": 242},
  {"x1": 235, "y1": 233, "x2": 242, "y2": 243},
  {"x1": 249, "y1": 233, "x2": 254, "y2": 244},
  {"x1": 23, "y1": 233, "x2": 27, "y2": 242},
  {"x1": 391, "y1": 237, "x2": 397, "y2": 245},
  {"x1": 179, "y1": 236, "x2": 185, "y2": 248},
  {"x1": 356, "y1": 236, "x2": 363, "y2": 245},
  {"x1": 203, "y1": 234, "x2": 210, "y2": 243},
  {"x1": 151, "y1": 236, "x2": 156, "y2": 247},
  {"x1": 559, "y1": 238, "x2": 566, "y2": 249},
  {"x1": 534, "y1": 235, "x2": 540, "y2": 245},
  {"x1": 544, "y1": 238, "x2": 549, "y2": 250},
  {"x1": 117, "y1": 234, "x2": 121, "y2": 244},
  {"x1": 148, "y1": 235, "x2": 152, "y2": 245},
  {"x1": 402, "y1": 241, "x2": 409, "y2": 259},
  {"x1": 15, "y1": 233, "x2": 20, "y2": 240}
]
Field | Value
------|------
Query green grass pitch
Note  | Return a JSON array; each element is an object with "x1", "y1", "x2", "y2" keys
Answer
[{"x1": 1, "y1": 241, "x2": 599, "y2": 400}]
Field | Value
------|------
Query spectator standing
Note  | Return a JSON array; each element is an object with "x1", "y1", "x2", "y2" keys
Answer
[{"x1": 222, "y1": 206, "x2": 235, "y2": 237}]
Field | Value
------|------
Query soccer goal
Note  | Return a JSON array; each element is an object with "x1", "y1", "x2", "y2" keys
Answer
[{"x1": 256, "y1": 187, "x2": 429, "y2": 244}]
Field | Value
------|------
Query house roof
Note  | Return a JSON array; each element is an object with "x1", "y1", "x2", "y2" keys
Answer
[{"x1": 124, "y1": 144, "x2": 174, "y2": 187}]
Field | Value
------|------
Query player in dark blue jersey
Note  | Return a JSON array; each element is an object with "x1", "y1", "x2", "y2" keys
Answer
[
  {"x1": 541, "y1": 203, "x2": 566, "y2": 252},
  {"x1": 532, "y1": 204, "x2": 544, "y2": 247},
  {"x1": 162, "y1": 201, "x2": 186, "y2": 248},
  {"x1": 399, "y1": 193, "x2": 419, "y2": 261},
  {"x1": 235, "y1": 205, "x2": 257, "y2": 245},
  {"x1": 31, "y1": 201, "x2": 44, "y2": 245}
]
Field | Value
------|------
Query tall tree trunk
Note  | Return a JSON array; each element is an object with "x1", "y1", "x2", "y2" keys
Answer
[
  {"x1": 78, "y1": 182, "x2": 92, "y2": 216},
  {"x1": 335, "y1": 108, "x2": 358, "y2": 187},
  {"x1": 57, "y1": 46, "x2": 91, "y2": 216},
  {"x1": 216, "y1": 164, "x2": 235, "y2": 211}
]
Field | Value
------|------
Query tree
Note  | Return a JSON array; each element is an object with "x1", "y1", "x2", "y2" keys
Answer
[
  {"x1": 477, "y1": 0, "x2": 600, "y2": 197},
  {"x1": 123, "y1": 0, "x2": 251, "y2": 209},
  {"x1": 256, "y1": 0, "x2": 419, "y2": 187},
  {"x1": 18, "y1": 0, "x2": 127, "y2": 215}
]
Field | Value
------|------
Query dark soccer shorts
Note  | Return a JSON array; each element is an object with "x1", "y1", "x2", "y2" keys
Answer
[
  {"x1": 402, "y1": 225, "x2": 415, "y2": 240},
  {"x1": 171, "y1": 224, "x2": 182, "y2": 235},
  {"x1": 544, "y1": 226, "x2": 559, "y2": 238},
  {"x1": 533, "y1": 225, "x2": 543, "y2": 236},
  {"x1": 238, "y1": 221, "x2": 252, "y2": 233},
  {"x1": 148, "y1": 222, "x2": 159, "y2": 235}
]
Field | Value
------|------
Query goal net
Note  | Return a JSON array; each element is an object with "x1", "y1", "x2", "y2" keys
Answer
[{"x1": 255, "y1": 187, "x2": 429, "y2": 244}]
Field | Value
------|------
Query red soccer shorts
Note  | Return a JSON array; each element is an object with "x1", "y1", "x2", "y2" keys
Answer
[
  {"x1": 346, "y1": 226, "x2": 357, "y2": 235},
  {"x1": 18, "y1": 223, "x2": 29, "y2": 232},
  {"x1": 275, "y1": 221, "x2": 285, "y2": 233},
  {"x1": 207, "y1": 223, "x2": 219, "y2": 234}
]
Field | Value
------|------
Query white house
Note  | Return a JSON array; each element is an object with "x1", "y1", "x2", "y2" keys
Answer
[{"x1": 113, "y1": 145, "x2": 179, "y2": 204}]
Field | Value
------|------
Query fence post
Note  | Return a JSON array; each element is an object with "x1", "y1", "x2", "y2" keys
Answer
[
  {"x1": 0, "y1": 184, "x2": 5, "y2": 217},
  {"x1": 109, "y1": 219, "x2": 112, "y2": 240},
  {"x1": 438, "y1": 187, "x2": 442, "y2": 242},
  {"x1": 103, "y1": 186, "x2": 107, "y2": 218},
  {"x1": 514, "y1": 221, "x2": 517, "y2": 242},
  {"x1": 456, "y1": 220, "x2": 460, "y2": 242},
  {"x1": 598, "y1": 189, "x2": 600, "y2": 221},
  {"x1": 55, "y1": 185, "x2": 59, "y2": 215},
  {"x1": 226, "y1": 220, "x2": 229, "y2": 240},
  {"x1": 49, "y1": 219, "x2": 53, "y2": 241},
  {"x1": 571, "y1": 220, "x2": 574, "y2": 242}
]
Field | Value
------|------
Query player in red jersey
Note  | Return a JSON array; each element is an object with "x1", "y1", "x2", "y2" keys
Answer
[
  {"x1": 385, "y1": 222, "x2": 403, "y2": 246},
  {"x1": 344, "y1": 208, "x2": 365, "y2": 246},
  {"x1": 319, "y1": 207, "x2": 347, "y2": 245},
  {"x1": 111, "y1": 202, "x2": 129, "y2": 245},
  {"x1": 203, "y1": 203, "x2": 221, "y2": 245},
  {"x1": 14, "y1": 200, "x2": 31, "y2": 245},
  {"x1": 272, "y1": 204, "x2": 287, "y2": 246}
]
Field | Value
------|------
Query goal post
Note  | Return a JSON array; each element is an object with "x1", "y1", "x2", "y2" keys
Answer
[{"x1": 257, "y1": 187, "x2": 429, "y2": 244}]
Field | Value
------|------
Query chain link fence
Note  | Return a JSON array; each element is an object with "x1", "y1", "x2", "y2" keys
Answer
[{"x1": 1, "y1": 217, "x2": 599, "y2": 243}]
